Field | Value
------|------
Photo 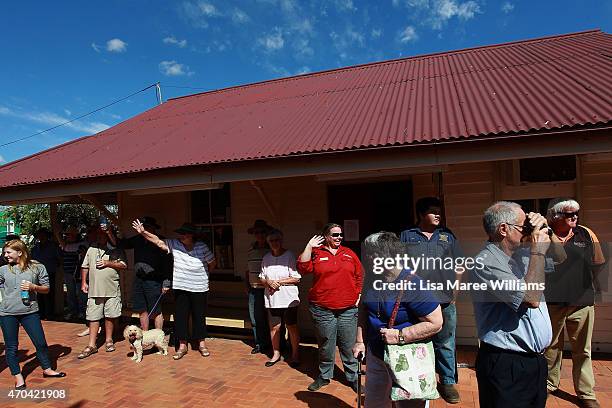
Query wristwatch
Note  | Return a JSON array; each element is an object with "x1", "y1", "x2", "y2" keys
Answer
[{"x1": 398, "y1": 330, "x2": 406, "y2": 345}]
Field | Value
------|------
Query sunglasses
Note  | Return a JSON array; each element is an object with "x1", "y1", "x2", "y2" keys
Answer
[
  {"x1": 562, "y1": 212, "x2": 579, "y2": 218},
  {"x1": 330, "y1": 233, "x2": 343, "y2": 238}
]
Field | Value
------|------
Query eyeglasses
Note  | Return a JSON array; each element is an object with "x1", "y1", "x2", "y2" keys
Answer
[
  {"x1": 330, "y1": 233, "x2": 343, "y2": 238},
  {"x1": 507, "y1": 224, "x2": 527, "y2": 234},
  {"x1": 561, "y1": 212, "x2": 578, "y2": 218}
]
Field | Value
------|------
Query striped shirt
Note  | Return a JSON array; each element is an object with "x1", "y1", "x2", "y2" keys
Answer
[
  {"x1": 62, "y1": 241, "x2": 88, "y2": 275},
  {"x1": 165, "y1": 239, "x2": 215, "y2": 292}
]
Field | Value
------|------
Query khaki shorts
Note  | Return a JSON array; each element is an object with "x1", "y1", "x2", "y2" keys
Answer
[{"x1": 86, "y1": 296, "x2": 122, "y2": 321}]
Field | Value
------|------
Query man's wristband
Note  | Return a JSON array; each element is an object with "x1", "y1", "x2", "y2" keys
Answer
[{"x1": 530, "y1": 252, "x2": 546, "y2": 257}]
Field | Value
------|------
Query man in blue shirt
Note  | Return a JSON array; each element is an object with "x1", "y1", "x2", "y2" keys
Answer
[
  {"x1": 472, "y1": 201, "x2": 552, "y2": 408},
  {"x1": 400, "y1": 197, "x2": 462, "y2": 404}
]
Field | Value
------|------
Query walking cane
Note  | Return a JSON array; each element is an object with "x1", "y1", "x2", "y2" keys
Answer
[{"x1": 357, "y1": 351, "x2": 364, "y2": 408}]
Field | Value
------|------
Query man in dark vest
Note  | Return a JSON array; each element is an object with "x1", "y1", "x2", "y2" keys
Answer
[{"x1": 545, "y1": 198, "x2": 606, "y2": 408}]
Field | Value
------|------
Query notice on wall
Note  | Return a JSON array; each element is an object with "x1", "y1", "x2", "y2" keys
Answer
[{"x1": 343, "y1": 219, "x2": 360, "y2": 241}]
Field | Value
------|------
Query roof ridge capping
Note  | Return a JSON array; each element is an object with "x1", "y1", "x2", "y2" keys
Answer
[{"x1": 168, "y1": 29, "x2": 604, "y2": 102}]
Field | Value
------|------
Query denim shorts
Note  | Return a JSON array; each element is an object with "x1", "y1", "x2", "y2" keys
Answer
[{"x1": 132, "y1": 277, "x2": 163, "y2": 315}]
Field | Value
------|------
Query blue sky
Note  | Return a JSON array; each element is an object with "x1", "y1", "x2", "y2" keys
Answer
[{"x1": 1, "y1": 0, "x2": 610, "y2": 165}]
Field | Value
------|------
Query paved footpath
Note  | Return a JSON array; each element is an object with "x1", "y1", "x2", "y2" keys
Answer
[{"x1": 0, "y1": 321, "x2": 610, "y2": 407}]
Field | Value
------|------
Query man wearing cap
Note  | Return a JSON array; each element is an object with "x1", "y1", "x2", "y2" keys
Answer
[
  {"x1": 544, "y1": 199, "x2": 606, "y2": 408},
  {"x1": 245, "y1": 220, "x2": 272, "y2": 354},
  {"x1": 117, "y1": 217, "x2": 171, "y2": 331}
]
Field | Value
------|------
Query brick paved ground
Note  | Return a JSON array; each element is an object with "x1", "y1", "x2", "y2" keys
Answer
[{"x1": 0, "y1": 321, "x2": 610, "y2": 408}]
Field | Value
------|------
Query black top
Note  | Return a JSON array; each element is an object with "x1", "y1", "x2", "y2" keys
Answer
[{"x1": 119, "y1": 235, "x2": 171, "y2": 282}]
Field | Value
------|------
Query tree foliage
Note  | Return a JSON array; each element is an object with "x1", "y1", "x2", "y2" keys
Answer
[{"x1": 7, "y1": 204, "x2": 108, "y2": 236}]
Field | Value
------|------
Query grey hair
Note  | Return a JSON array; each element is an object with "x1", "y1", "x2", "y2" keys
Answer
[
  {"x1": 482, "y1": 201, "x2": 522, "y2": 237},
  {"x1": 362, "y1": 231, "x2": 404, "y2": 260},
  {"x1": 547, "y1": 198, "x2": 580, "y2": 223}
]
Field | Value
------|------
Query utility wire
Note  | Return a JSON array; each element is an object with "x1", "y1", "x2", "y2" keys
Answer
[
  {"x1": 0, "y1": 83, "x2": 158, "y2": 148},
  {"x1": 162, "y1": 85, "x2": 211, "y2": 91}
]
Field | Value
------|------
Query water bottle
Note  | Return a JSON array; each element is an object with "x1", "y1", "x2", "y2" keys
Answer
[{"x1": 21, "y1": 280, "x2": 30, "y2": 306}]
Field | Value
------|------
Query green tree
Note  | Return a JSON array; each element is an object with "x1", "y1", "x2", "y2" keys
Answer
[{"x1": 6, "y1": 204, "x2": 114, "y2": 237}]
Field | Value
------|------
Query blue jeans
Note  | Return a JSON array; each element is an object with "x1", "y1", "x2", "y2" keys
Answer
[
  {"x1": 309, "y1": 303, "x2": 358, "y2": 382},
  {"x1": 432, "y1": 303, "x2": 458, "y2": 384},
  {"x1": 248, "y1": 288, "x2": 270, "y2": 348},
  {"x1": 0, "y1": 313, "x2": 52, "y2": 375}
]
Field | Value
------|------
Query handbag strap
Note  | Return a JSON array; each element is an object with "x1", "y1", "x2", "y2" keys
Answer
[{"x1": 388, "y1": 282, "x2": 405, "y2": 328}]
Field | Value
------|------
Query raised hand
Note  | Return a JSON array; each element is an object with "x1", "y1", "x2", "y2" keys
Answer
[
  {"x1": 132, "y1": 219, "x2": 145, "y2": 234},
  {"x1": 307, "y1": 235, "x2": 325, "y2": 248}
]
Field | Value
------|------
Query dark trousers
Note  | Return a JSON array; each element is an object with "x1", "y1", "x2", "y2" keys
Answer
[
  {"x1": 174, "y1": 290, "x2": 208, "y2": 343},
  {"x1": 0, "y1": 313, "x2": 52, "y2": 375},
  {"x1": 476, "y1": 343, "x2": 547, "y2": 408},
  {"x1": 64, "y1": 272, "x2": 79, "y2": 317},
  {"x1": 248, "y1": 288, "x2": 270, "y2": 348},
  {"x1": 38, "y1": 277, "x2": 55, "y2": 319}
]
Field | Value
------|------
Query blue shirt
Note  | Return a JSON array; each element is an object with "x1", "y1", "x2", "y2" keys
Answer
[
  {"x1": 471, "y1": 243, "x2": 552, "y2": 353},
  {"x1": 400, "y1": 226, "x2": 463, "y2": 303},
  {"x1": 363, "y1": 269, "x2": 439, "y2": 359}
]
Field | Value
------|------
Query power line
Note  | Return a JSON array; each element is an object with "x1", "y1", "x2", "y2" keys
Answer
[
  {"x1": 163, "y1": 85, "x2": 211, "y2": 91},
  {"x1": 0, "y1": 83, "x2": 158, "y2": 148}
]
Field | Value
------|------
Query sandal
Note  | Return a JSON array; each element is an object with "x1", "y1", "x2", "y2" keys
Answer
[
  {"x1": 105, "y1": 342, "x2": 116, "y2": 353},
  {"x1": 77, "y1": 345, "x2": 98, "y2": 359},
  {"x1": 199, "y1": 346, "x2": 210, "y2": 357},
  {"x1": 173, "y1": 348, "x2": 188, "y2": 360}
]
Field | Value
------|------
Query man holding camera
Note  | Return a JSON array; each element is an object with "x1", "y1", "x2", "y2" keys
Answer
[
  {"x1": 544, "y1": 199, "x2": 606, "y2": 408},
  {"x1": 472, "y1": 202, "x2": 553, "y2": 408}
]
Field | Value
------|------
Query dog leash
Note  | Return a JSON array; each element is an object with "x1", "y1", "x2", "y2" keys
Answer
[{"x1": 146, "y1": 292, "x2": 166, "y2": 320}]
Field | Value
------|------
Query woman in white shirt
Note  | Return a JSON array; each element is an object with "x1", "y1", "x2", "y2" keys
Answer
[{"x1": 259, "y1": 229, "x2": 301, "y2": 368}]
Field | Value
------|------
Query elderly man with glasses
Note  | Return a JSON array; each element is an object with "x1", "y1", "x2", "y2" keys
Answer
[{"x1": 544, "y1": 198, "x2": 606, "y2": 408}]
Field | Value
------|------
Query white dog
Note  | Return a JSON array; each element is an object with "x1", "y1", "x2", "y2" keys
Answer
[{"x1": 123, "y1": 325, "x2": 168, "y2": 363}]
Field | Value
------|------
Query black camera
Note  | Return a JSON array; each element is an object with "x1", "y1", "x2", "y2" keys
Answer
[{"x1": 522, "y1": 219, "x2": 553, "y2": 237}]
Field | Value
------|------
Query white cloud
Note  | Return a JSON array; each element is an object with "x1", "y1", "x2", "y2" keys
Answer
[
  {"x1": 0, "y1": 155, "x2": 5, "y2": 164},
  {"x1": 106, "y1": 38, "x2": 128, "y2": 53},
  {"x1": 399, "y1": 26, "x2": 418, "y2": 43},
  {"x1": 0, "y1": 105, "x2": 110, "y2": 134},
  {"x1": 436, "y1": 0, "x2": 479, "y2": 21},
  {"x1": 64, "y1": 109, "x2": 72, "y2": 116},
  {"x1": 258, "y1": 29, "x2": 285, "y2": 52},
  {"x1": 295, "y1": 66, "x2": 311, "y2": 75},
  {"x1": 294, "y1": 38, "x2": 314, "y2": 58},
  {"x1": 334, "y1": 0, "x2": 356, "y2": 11},
  {"x1": 198, "y1": 1, "x2": 219, "y2": 16},
  {"x1": 371, "y1": 28, "x2": 382, "y2": 39},
  {"x1": 231, "y1": 8, "x2": 250, "y2": 23},
  {"x1": 396, "y1": 0, "x2": 481, "y2": 29},
  {"x1": 501, "y1": 2, "x2": 514, "y2": 13},
  {"x1": 91, "y1": 43, "x2": 101, "y2": 53},
  {"x1": 163, "y1": 36, "x2": 188, "y2": 48},
  {"x1": 330, "y1": 26, "x2": 365, "y2": 57},
  {"x1": 159, "y1": 60, "x2": 194, "y2": 76}
]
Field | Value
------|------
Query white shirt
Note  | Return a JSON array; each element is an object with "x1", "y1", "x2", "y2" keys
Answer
[
  {"x1": 165, "y1": 239, "x2": 214, "y2": 292},
  {"x1": 259, "y1": 250, "x2": 301, "y2": 309}
]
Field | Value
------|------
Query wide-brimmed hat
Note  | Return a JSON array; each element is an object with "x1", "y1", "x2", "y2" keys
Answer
[
  {"x1": 175, "y1": 222, "x2": 199, "y2": 235},
  {"x1": 248, "y1": 219, "x2": 272, "y2": 234},
  {"x1": 140, "y1": 216, "x2": 161, "y2": 229}
]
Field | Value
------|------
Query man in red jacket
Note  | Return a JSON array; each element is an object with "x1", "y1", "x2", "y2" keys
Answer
[{"x1": 297, "y1": 223, "x2": 363, "y2": 393}]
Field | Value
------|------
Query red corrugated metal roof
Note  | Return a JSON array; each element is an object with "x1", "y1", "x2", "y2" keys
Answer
[{"x1": 1, "y1": 29, "x2": 611, "y2": 188}]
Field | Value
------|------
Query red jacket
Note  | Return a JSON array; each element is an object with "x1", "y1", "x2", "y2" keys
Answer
[{"x1": 297, "y1": 245, "x2": 363, "y2": 310}]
